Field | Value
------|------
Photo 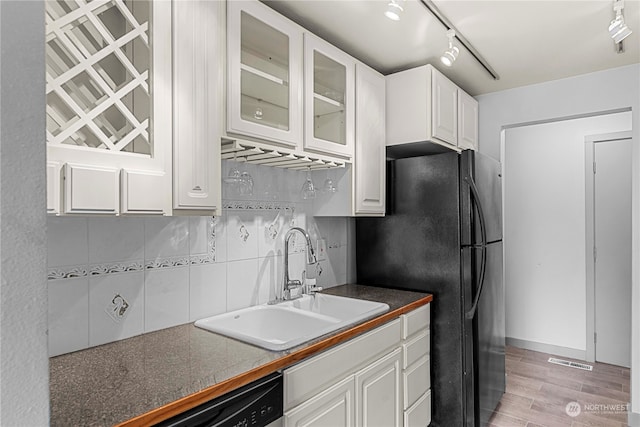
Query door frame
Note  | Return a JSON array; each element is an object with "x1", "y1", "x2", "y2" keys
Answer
[{"x1": 584, "y1": 130, "x2": 632, "y2": 362}]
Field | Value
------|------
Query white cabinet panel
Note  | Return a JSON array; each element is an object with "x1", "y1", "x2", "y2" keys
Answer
[
  {"x1": 227, "y1": 0, "x2": 303, "y2": 147},
  {"x1": 64, "y1": 163, "x2": 119, "y2": 214},
  {"x1": 284, "y1": 376, "x2": 355, "y2": 427},
  {"x1": 304, "y1": 33, "x2": 355, "y2": 158},
  {"x1": 173, "y1": 0, "x2": 222, "y2": 212},
  {"x1": 404, "y1": 390, "x2": 432, "y2": 427},
  {"x1": 402, "y1": 304, "x2": 430, "y2": 339},
  {"x1": 121, "y1": 170, "x2": 166, "y2": 214},
  {"x1": 356, "y1": 348, "x2": 402, "y2": 427},
  {"x1": 431, "y1": 69, "x2": 458, "y2": 145},
  {"x1": 385, "y1": 67, "x2": 428, "y2": 147},
  {"x1": 403, "y1": 356, "x2": 430, "y2": 410},
  {"x1": 354, "y1": 63, "x2": 385, "y2": 216},
  {"x1": 284, "y1": 318, "x2": 401, "y2": 409},
  {"x1": 403, "y1": 331, "x2": 430, "y2": 369},
  {"x1": 458, "y1": 90, "x2": 479, "y2": 151},
  {"x1": 47, "y1": 161, "x2": 61, "y2": 215}
]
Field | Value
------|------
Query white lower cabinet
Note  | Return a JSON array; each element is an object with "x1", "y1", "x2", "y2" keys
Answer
[
  {"x1": 284, "y1": 303, "x2": 431, "y2": 427},
  {"x1": 401, "y1": 304, "x2": 431, "y2": 427},
  {"x1": 404, "y1": 390, "x2": 432, "y2": 427},
  {"x1": 284, "y1": 376, "x2": 355, "y2": 427},
  {"x1": 356, "y1": 348, "x2": 402, "y2": 427}
]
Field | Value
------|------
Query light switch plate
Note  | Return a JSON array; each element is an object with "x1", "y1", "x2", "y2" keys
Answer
[{"x1": 316, "y1": 238, "x2": 327, "y2": 261}]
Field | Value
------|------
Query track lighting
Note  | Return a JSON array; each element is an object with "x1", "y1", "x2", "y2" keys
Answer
[
  {"x1": 609, "y1": 0, "x2": 633, "y2": 44},
  {"x1": 441, "y1": 29, "x2": 459, "y2": 67},
  {"x1": 384, "y1": 0, "x2": 404, "y2": 21}
]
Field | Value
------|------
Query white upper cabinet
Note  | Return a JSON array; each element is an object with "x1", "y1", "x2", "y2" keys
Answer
[
  {"x1": 45, "y1": 0, "x2": 172, "y2": 215},
  {"x1": 227, "y1": 0, "x2": 303, "y2": 148},
  {"x1": 172, "y1": 0, "x2": 223, "y2": 213},
  {"x1": 457, "y1": 90, "x2": 479, "y2": 151},
  {"x1": 311, "y1": 61, "x2": 385, "y2": 217},
  {"x1": 45, "y1": 0, "x2": 223, "y2": 216},
  {"x1": 354, "y1": 63, "x2": 385, "y2": 216},
  {"x1": 386, "y1": 64, "x2": 478, "y2": 152},
  {"x1": 303, "y1": 33, "x2": 355, "y2": 159},
  {"x1": 431, "y1": 68, "x2": 458, "y2": 146}
]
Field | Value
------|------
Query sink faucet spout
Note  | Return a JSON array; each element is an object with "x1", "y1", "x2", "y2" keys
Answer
[{"x1": 281, "y1": 227, "x2": 318, "y2": 301}]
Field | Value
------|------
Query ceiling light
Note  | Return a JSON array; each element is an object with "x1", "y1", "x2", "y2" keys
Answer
[
  {"x1": 441, "y1": 29, "x2": 459, "y2": 67},
  {"x1": 609, "y1": 0, "x2": 633, "y2": 44},
  {"x1": 384, "y1": 0, "x2": 403, "y2": 21}
]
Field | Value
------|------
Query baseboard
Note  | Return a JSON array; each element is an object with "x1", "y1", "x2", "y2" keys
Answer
[
  {"x1": 506, "y1": 337, "x2": 587, "y2": 361},
  {"x1": 629, "y1": 410, "x2": 640, "y2": 426}
]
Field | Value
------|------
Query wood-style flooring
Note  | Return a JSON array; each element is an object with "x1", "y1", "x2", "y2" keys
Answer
[{"x1": 488, "y1": 345, "x2": 630, "y2": 427}]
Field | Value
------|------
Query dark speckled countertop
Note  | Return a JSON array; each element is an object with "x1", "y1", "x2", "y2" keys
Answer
[{"x1": 49, "y1": 284, "x2": 431, "y2": 427}]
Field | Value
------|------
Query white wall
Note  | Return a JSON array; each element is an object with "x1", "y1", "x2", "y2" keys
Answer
[
  {"x1": 503, "y1": 113, "x2": 631, "y2": 352},
  {"x1": 477, "y1": 64, "x2": 640, "y2": 421},
  {"x1": 47, "y1": 161, "x2": 353, "y2": 356},
  {"x1": 0, "y1": 1, "x2": 50, "y2": 425}
]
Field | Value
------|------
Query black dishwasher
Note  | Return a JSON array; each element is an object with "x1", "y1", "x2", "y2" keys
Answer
[{"x1": 155, "y1": 372, "x2": 283, "y2": 427}]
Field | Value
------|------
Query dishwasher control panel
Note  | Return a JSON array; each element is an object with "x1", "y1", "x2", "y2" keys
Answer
[{"x1": 156, "y1": 372, "x2": 283, "y2": 427}]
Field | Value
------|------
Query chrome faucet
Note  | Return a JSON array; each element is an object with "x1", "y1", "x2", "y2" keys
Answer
[{"x1": 281, "y1": 227, "x2": 318, "y2": 301}]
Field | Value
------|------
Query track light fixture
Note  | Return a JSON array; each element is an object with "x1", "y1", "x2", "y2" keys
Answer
[
  {"x1": 384, "y1": 0, "x2": 404, "y2": 21},
  {"x1": 609, "y1": 0, "x2": 633, "y2": 45},
  {"x1": 441, "y1": 29, "x2": 459, "y2": 67}
]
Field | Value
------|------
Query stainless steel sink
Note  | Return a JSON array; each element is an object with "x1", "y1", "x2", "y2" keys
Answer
[{"x1": 195, "y1": 294, "x2": 389, "y2": 351}]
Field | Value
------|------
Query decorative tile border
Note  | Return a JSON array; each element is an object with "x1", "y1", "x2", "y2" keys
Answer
[
  {"x1": 145, "y1": 256, "x2": 190, "y2": 270},
  {"x1": 90, "y1": 261, "x2": 144, "y2": 275},
  {"x1": 48, "y1": 266, "x2": 89, "y2": 280},
  {"x1": 48, "y1": 217, "x2": 217, "y2": 280},
  {"x1": 222, "y1": 199, "x2": 294, "y2": 211}
]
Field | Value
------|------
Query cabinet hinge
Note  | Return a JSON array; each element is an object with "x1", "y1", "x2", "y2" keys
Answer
[
  {"x1": 594, "y1": 332, "x2": 597, "y2": 344},
  {"x1": 593, "y1": 246, "x2": 597, "y2": 261},
  {"x1": 593, "y1": 162, "x2": 597, "y2": 174}
]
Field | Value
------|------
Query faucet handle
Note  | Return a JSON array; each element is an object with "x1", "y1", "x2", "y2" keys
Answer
[
  {"x1": 286, "y1": 280, "x2": 303, "y2": 300},
  {"x1": 286, "y1": 279, "x2": 302, "y2": 290}
]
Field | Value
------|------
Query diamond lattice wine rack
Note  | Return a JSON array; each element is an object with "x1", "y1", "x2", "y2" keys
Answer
[{"x1": 45, "y1": 0, "x2": 151, "y2": 155}]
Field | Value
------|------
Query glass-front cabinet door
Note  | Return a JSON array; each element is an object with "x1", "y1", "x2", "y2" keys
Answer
[
  {"x1": 303, "y1": 33, "x2": 355, "y2": 158},
  {"x1": 227, "y1": 0, "x2": 302, "y2": 148}
]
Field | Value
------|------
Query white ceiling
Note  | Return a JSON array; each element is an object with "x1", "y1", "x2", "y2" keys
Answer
[{"x1": 263, "y1": 0, "x2": 640, "y2": 96}]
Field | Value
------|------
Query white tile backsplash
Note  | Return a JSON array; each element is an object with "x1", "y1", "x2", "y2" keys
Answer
[
  {"x1": 213, "y1": 213, "x2": 228, "y2": 263},
  {"x1": 226, "y1": 258, "x2": 261, "y2": 311},
  {"x1": 258, "y1": 255, "x2": 283, "y2": 303},
  {"x1": 48, "y1": 277, "x2": 89, "y2": 357},
  {"x1": 47, "y1": 216, "x2": 88, "y2": 268},
  {"x1": 89, "y1": 271, "x2": 144, "y2": 347},
  {"x1": 189, "y1": 216, "x2": 210, "y2": 256},
  {"x1": 144, "y1": 267, "x2": 190, "y2": 333},
  {"x1": 257, "y1": 211, "x2": 285, "y2": 258},
  {"x1": 145, "y1": 216, "x2": 190, "y2": 260},
  {"x1": 189, "y1": 263, "x2": 227, "y2": 321},
  {"x1": 88, "y1": 217, "x2": 144, "y2": 264},
  {"x1": 47, "y1": 163, "x2": 352, "y2": 356},
  {"x1": 226, "y1": 211, "x2": 259, "y2": 261}
]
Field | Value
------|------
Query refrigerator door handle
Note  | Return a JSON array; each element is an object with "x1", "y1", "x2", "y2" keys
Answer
[{"x1": 465, "y1": 175, "x2": 487, "y2": 320}]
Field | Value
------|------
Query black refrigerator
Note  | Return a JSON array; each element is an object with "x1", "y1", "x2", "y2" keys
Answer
[{"x1": 356, "y1": 150, "x2": 505, "y2": 427}]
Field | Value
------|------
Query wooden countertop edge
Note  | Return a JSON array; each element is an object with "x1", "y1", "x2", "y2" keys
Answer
[{"x1": 117, "y1": 294, "x2": 432, "y2": 427}]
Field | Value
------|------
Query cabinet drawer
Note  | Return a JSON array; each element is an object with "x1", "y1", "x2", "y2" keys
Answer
[
  {"x1": 285, "y1": 318, "x2": 401, "y2": 410},
  {"x1": 403, "y1": 330, "x2": 429, "y2": 369},
  {"x1": 402, "y1": 304, "x2": 430, "y2": 339},
  {"x1": 403, "y1": 356, "x2": 430, "y2": 410},
  {"x1": 403, "y1": 390, "x2": 431, "y2": 427},
  {"x1": 64, "y1": 163, "x2": 119, "y2": 214}
]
